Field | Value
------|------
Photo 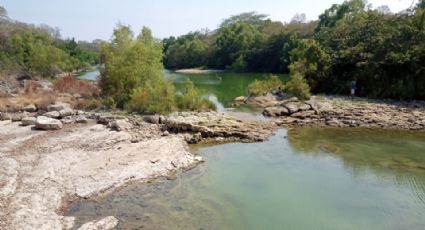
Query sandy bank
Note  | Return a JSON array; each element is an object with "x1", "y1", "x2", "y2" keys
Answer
[{"x1": 174, "y1": 68, "x2": 224, "y2": 74}]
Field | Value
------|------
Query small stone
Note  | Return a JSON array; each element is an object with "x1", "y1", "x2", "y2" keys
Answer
[
  {"x1": 162, "y1": 131, "x2": 170, "y2": 136},
  {"x1": 75, "y1": 115, "x2": 88, "y2": 124},
  {"x1": 61, "y1": 117, "x2": 74, "y2": 124},
  {"x1": 35, "y1": 116, "x2": 63, "y2": 130},
  {"x1": 0, "y1": 113, "x2": 12, "y2": 121},
  {"x1": 44, "y1": 111, "x2": 61, "y2": 119},
  {"x1": 47, "y1": 102, "x2": 71, "y2": 112},
  {"x1": 23, "y1": 104, "x2": 37, "y2": 112},
  {"x1": 59, "y1": 108, "x2": 74, "y2": 118},
  {"x1": 108, "y1": 119, "x2": 132, "y2": 131},
  {"x1": 21, "y1": 117, "x2": 37, "y2": 126},
  {"x1": 11, "y1": 113, "x2": 26, "y2": 122}
]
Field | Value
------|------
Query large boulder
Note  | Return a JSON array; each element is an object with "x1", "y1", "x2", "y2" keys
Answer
[
  {"x1": 47, "y1": 102, "x2": 71, "y2": 112},
  {"x1": 21, "y1": 117, "x2": 37, "y2": 126},
  {"x1": 44, "y1": 111, "x2": 61, "y2": 119},
  {"x1": 35, "y1": 116, "x2": 63, "y2": 130}
]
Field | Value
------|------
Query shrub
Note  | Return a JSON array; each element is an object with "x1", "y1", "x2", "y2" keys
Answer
[
  {"x1": 102, "y1": 97, "x2": 116, "y2": 109},
  {"x1": 286, "y1": 72, "x2": 311, "y2": 100},
  {"x1": 176, "y1": 79, "x2": 217, "y2": 111},
  {"x1": 127, "y1": 79, "x2": 175, "y2": 114},
  {"x1": 247, "y1": 75, "x2": 284, "y2": 96},
  {"x1": 54, "y1": 75, "x2": 99, "y2": 98}
]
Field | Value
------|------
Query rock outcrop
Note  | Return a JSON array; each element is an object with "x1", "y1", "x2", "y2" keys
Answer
[
  {"x1": 163, "y1": 112, "x2": 276, "y2": 143},
  {"x1": 253, "y1": 96, "x2": 425, "y2": 131}
]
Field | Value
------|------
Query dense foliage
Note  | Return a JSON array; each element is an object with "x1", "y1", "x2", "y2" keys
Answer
[
  {"x1": 0, "y1": 6, "x2": 99, "y2": 77},
  {"x1": 165, "y1": 1, "x2": 425, "y2": 100},
  {"x1": 163, "y1": 12, "x2": 316, "y2": 73},
  {"x1": 100, "y1": 25, "x2": 215, "y2": 113}
]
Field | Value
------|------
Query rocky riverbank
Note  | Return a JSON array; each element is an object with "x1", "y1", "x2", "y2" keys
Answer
[
  {"x1": 0, "y1": 100, "x2": 275, "y2": 230},
  {"x1": 234, "y1": 94, "x2": 425, "y2": 131}
]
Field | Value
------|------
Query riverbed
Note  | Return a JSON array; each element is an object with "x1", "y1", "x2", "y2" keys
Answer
[{"x1": 66, "y1": 128, "x2": 425, "y2": 230}]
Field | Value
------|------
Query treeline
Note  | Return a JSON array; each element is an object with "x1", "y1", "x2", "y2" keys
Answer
[
  {"x1": 164, "y1": 0, "x2": 425, "y2": 100},
  {"x1": 163, "y1": 12, "x2": 316, "y2": 73},
  {"x1": 0, "y1": 6, "x2": 100, "y2": 78}
]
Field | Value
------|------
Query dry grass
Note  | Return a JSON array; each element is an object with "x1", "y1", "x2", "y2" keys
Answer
[{"x1": 54, "y1": 76, "x2": 99, "y2": 99}]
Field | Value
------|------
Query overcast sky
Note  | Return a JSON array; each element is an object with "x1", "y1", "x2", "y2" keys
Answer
[{"x1": 1, "y1": 0, "x2": 418, "y2": 41}]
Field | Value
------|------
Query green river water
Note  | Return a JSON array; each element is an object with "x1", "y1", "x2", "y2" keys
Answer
[{"x1": 69, "y1": 71, "x2": 425, "y2": 230}]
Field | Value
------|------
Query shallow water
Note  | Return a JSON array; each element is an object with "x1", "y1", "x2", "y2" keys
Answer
[
  {"x1": 66, "y1": 128, "x2": 425, "y2": 230},
  {"x1": 77, "y1": 69, "x2": 100, "y2": 81}
]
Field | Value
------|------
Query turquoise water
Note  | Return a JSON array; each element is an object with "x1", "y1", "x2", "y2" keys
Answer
[
  {"x1": 77, "y1": 69, "x2": 100, "y2": 81},
  {"x1": 66, "y1": 128, "x2": 425, "y2": 230}
]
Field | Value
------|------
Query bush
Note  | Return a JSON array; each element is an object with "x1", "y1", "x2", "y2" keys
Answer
[
  {"x1": 286, "y1": 72, "x2": 311, "y2": 100},
  {"x1": 54, "y1": 75, "x2": 99, "y2": 98},
  {"x1": 127, "y1": 79, "x2": 175, "y2": 114},
  {"x1": 176, "y1": 79, "x2": 217, "y2": 111},
  {"x1": 247, "y1": 75, "x2": 284, "y2": 96}
]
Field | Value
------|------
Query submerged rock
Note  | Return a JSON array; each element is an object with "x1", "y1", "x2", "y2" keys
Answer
[{"x1": 35, "y1": 116, "x2": 63, "y2": 130}]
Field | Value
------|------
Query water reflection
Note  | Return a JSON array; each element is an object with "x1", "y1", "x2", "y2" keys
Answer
[
  {"x1": 287, "y1": 128, "x2": 425, "y2": 205},
  {"x1": 67, "y1": 129, "x2": 425, "y2": 230}
]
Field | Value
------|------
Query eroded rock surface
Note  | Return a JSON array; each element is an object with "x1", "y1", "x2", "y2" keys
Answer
[
  {"x1": 250, "y1": 96, "x2": 425, "y2": 130},
  {"x1": 163, "y1": 112, "x2": 276, "y2": 143},
  {"x1": 0, "y1": 120, "x2": 200, "y2": 229}
]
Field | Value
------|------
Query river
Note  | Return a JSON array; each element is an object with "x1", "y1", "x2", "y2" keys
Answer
[
  {"x1": 68, "y1": 70, "x2": 425, "y2": 230},
  {"x1": 77, "y1": 69, "x2": 288, "y2": 112}
]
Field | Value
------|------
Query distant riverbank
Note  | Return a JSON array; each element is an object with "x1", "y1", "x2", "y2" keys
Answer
[{"x1": 174, "y1": 68, "x2": 224, "y2": 74}]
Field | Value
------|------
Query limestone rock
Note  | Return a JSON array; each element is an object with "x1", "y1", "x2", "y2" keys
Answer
[
  {"x1": 143, "y1": 115, "x2": 162, "y2": 124},
  {"x1": 109, "y1": 119, "x2": 132, "y2": 131},
  {"x1": 61, "y1": 116, "x2": 74, "y2": 124},
  {"x1": 76, "y1": 115, "x2": 88, "y2": 124},
  {"x1": 21, "y1": 117, "x2": 37, "y2": 126},
  {"x1": 11, "y1": 113, "x2": 26, "y2": 122},
  {"x1": 23, "y1": 104, "x2": 37, "y2": 112},
  {"x1": 282, "y1": 101, "x2": 311, "y2": 114},
  {"x1": 44, "y1": 111, "x2": 61, "y2": 119},
  {"x1": 0, "y1": 112, "x2": 12, "y2": 121},
  {"x1": 35, "y1": 116, "x2": 63, "y2": 130},
  {"x1": 77, "y1": 216, "x2": 119, "y2": 230},
  {"x1": 263, "y1": 106, "x2": 290, "y2": 117},
  {"x1": 47, "y1": 102, "x2": 71, "y2": 112},
  {"x1": 59, "y1": 108, "x2": 74, "y2": 118}
]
